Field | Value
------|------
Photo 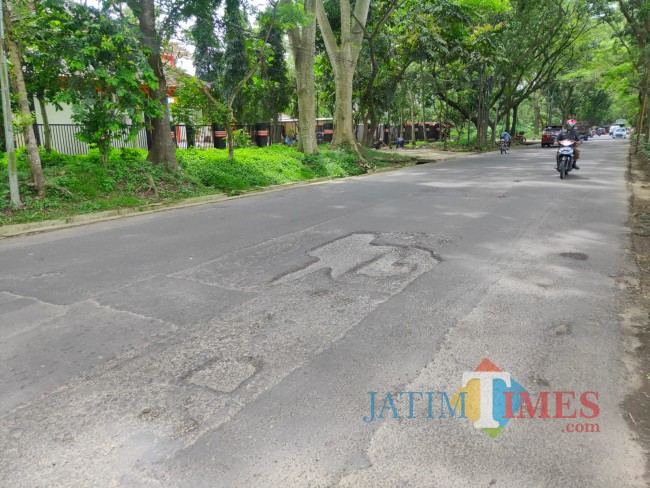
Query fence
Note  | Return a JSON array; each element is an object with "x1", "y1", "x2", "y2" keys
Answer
[
  {"x1": 13, "y1": 123, "x2": 282, "y2": 155},
  {"x1": 13, "y1": 124, "x2": 150, "y2": 155},
  {"x1": 14, "y1": 121, "x2": 430, "y2": 155}
]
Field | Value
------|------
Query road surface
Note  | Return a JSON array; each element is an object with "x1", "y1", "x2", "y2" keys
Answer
[{"x1": 0, "y1": 137, "x2": 646, "y2": 487}]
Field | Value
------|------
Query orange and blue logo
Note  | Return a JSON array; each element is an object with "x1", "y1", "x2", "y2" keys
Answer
[
  {"x1": 362, "y1": 358, "x2": 600, "y2": 435},
  {"x1": 451, "y1": 358, "x2": 527, "y2": 438}
]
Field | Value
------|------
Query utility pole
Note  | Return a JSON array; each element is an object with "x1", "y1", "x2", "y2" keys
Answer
[{"x1": 0, "y1": 0, "x2": 21, "y2": 207}]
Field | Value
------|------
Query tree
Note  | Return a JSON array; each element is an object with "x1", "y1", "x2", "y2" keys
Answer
[
  {"x1": 286, "y1": 0, "x2": 319, "y2": 154},
  {"x1": 3, "y1": 0, "x2": 45, "y2": 195},
  {"x1": 60, "y1": 6, "x2": 158, "y2": 165},
  {"x1": 314, "y1": 0, "x2": 370, "y2": 148},
  {"x1": 19, "y1": 0, "x2": 160, "y2": 166},
  {"x1": 123, "y1": 0, "x2": 185, "y2": 170},
  {"x1": 222, "y1": 0, "x2": 251, "y2": 124},
  {"x1": 354, "y1": 0, "x2": 408, "y2": 147},
  {"x1": 617, "y1": 0, "x2": 650, "y2": 147},
  {"x1": 260, "y1": 15, "x2": 291, "y2": 143},
  {"x1": 195, "y1": 2, "x2": 284, "y2": 159},
  {"x1": 192, "y1": 14, "x2": 222, "y2": 86}
]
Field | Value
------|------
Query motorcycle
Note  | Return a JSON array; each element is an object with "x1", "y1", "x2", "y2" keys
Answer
[
  {"x1": 556, "y1": 139, "x2": 578, "y2": 179},
  {"x1": 499, "y1": 138, "x2": 508, "y2": 154}
]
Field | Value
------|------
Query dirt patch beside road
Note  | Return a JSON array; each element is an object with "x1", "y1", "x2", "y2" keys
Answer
[{"x1": 625, "y1": 148, "x2": 650, "y2": 484}]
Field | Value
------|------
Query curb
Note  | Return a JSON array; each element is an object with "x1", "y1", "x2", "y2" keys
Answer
[
  {"x1": 1, "y1": 158, "x2": 447, "y2": 238},
  {"x1": 0, "y1": 176, "x2": 340, "y2": 238}
]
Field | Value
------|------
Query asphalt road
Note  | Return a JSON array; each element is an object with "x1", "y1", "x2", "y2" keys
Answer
[{"x1": 0, "y1": 137, "x2": 646, "y2": 487}]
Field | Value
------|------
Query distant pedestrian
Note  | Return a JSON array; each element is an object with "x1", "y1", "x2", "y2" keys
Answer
[
  {"x1": 396, "y1": 136, "x2": 405, "y2": 149},
  {"x1": 285, "y1": 135, "x2": 292, "y2": 146}
]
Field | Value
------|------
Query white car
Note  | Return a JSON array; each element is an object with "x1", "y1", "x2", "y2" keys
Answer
[{"x1": 612, "y1": 128, "x2": 627, "y2": 139}]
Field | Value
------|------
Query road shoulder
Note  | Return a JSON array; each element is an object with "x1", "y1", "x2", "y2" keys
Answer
[
  {"x1": 0, "y1": 149, "x2": 475, "y2": 239},
  {"x1": 625, "y1": 147, "x2": 650, "y2": 484}
]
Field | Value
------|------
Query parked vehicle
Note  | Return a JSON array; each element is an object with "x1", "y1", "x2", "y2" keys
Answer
[
  {"x1": 612, "y1": 127, "x2": 627, "y2": 139},
  {"x1": 557, "y1": 139, "x2": 577, "y2": 179},
  {"x1": 541, "y1": 125, "x2": 563, "y2": 147},
  {"x1": 513, "y1": 132, "x2": 527, "y2": 144}
]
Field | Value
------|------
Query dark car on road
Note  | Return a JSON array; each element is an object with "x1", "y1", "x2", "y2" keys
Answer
[{"x1": 541, "y1": 125, "x2": 564, "y2": 147}]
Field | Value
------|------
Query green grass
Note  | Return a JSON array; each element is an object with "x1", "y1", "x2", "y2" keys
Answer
[{"x1": 1, "y1": 144, "x2": 413, "y2": 226}]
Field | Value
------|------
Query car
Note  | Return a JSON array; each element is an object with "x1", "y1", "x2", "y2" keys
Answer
[
  {"x1": 612, "y1": 127, "x2": 627, "y2": 139},
  {"x1": 541, "y1": 125, "x2": 564, "y2": 147}
]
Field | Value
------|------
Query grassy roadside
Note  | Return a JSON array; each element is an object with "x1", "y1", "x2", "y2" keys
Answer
[
  {"x1": 625, "y1": 138, "x2": 650, "y2": 482},
  {"x1": 1, "y1": 145, "x2": 413, "y2": 226}
]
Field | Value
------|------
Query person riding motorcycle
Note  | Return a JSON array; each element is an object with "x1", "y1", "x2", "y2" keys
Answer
[
  {"x1": 500, "y1": 130, "x2": 511, "y2": 147},
  {"x1": 557, "y1": 119, "x2": 580, "y2": 170}
]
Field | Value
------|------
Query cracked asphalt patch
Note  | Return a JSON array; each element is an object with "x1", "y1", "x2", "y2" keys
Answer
[{"x1": 0, "y1": 231, "x2": 439, "y2": 486}]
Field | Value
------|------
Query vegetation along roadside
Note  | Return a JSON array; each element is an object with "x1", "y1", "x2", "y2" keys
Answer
[{"x1": 0, "y1": 145, "x2": 413, "y2": 226}]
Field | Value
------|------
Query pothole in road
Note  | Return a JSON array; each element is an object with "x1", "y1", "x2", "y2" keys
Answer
[
  {"x1": 272, "y1": 233, "x2": 438, "y2": 285},
  {"x1": 186, "y1": 358, "x2": 257, "y2": 393},
  {"x1": 550, "y1": 323, "x2": 571, "y2": 335},
  {"x1": 559, "y1": 252, "x2": 588, "y2": 260}
]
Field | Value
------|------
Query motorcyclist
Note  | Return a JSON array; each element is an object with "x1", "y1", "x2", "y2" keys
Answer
[
  {"x1": 500, "y1": 130, "x2": 511, "y2": 147},
  {"x1": 557, "y1": 119, "x2": 580, "y2": 170}
]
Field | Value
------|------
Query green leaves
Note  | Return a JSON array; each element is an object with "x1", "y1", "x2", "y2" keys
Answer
[{"x1": 19, "y1": 0, "x2": 162, "y2": 161}]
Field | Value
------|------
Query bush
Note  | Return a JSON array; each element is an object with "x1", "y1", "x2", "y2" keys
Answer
[
  {"x1": 233, "y1": 129, "x2": 254, "y2": 148},
  {"x1": 177, "y1": 145, "x2": 381, "y2": 192}
]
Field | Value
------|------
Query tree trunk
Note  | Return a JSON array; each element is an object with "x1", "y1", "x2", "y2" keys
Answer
[
  {"x1": 444, "y1": 96, "x2": 450, "y2": 150},
  {"x1": 421, "y1": 87, "x2": 426, "y2": 142},
  {"x1": 363, "y1": 115, "x2": 376, "y2": 148},
  {"x1": 641, "y1": 63, "x2": 649, "y2": 145},
  {"x1": 636, "y1": 90, "x2": 646, "y2": 152},
  {"x1": 477, "y1": 69, "x2": 483, "y2": 146},
  {"x1": 38, "y1": 97, "x2": 52, "y2": 152},
  {"x1": 3, "y1": 2, "x2": 45, "y2": 195},
  {"x1": 510, "y1": 104, "x2": 518, "y2": 135},
  {"x1": 533, "y1": 97, "x2": 541, "y2": 136},
  {"x1": 315, "y1": 0, "x2": 370, "y2": 149},
  {"x1": 287, "y1": 0, "x2": 318, "y2": 154},
  {"x1": 408, "y1": 88, "x2": 416, "y2": 146},
  {"x1": 127, "y1": 0, "x2": 178, "y2": 171},
  {"x1": 225, "y1": 111, "x2": 235, "y2": 159},
  {"x1": 331, "y1": 65, "x2": 356, "y2": 146},
  {"x1": 186, "y1": 123, "x2": 195, "y2": 148}
]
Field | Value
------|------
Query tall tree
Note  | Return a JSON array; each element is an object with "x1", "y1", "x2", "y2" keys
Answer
[
  {"x1": 617, "y1": 0, "x2": 650, "y2": 146},
  {"x1": 286, "y1": 0, "x2": 319, "y2": 154},
  {"x1": 123, "y1": 0, "x2": 180, "y2": 170},
  {"x1": 314, "y1": 0, "x2": 370, "y2": 148},
  {"x1": 222, "y1": 0, "x2": 250, "y2": 124},
  {"x1": 3, "y1": 0, "x2": 45, "y2": 195},
  {"x1": 192, "y1": 14, "x2": 222, "y2": 85},
  {"x1": 260, "y1": 15, "x2": 291, "y2": 143}
]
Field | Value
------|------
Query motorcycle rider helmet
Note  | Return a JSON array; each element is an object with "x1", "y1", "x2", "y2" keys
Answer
[{"x1": 566, "y1": 119, "x2": 576, "y2": 128}]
